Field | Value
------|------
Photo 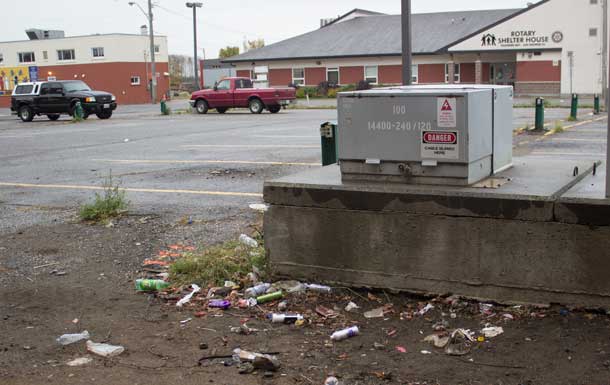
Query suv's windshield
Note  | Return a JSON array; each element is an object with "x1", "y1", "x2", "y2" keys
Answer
[{"x1": 63, "y1": 81, "x2": 91, "y2": 93}]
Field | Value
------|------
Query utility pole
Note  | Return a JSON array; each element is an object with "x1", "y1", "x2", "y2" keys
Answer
[
  {"x1": 148, "y1": 0, "x2": 157, "y2": 103},
  {"x1": 606, "y1": 0, "x2": 610, "y2": 198},
  {"x1": 401, "y1": 0, "x2": 413, "y2": 85},
  {"x1": 129, "y1": 1, "x2": 156, "y2": 103},
  {"x1": 603, "y1": 0, "x2": 608, "y2": 105},
  {"x1": 186, "y1": 2, "x2": 203, "y2": 91}
]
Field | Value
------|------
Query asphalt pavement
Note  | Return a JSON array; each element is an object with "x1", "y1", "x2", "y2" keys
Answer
[
  {"x1": 0, "y1": 106, "x2": 607, "y2": 222},
  {"x1": 0, "y1": 109, "x2": 331, "y2": 221}
]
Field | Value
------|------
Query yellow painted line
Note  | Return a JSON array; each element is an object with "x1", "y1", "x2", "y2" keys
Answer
[
  {"x1": 530, "y1": 151, "x2": 606, "y2": 156},
  {"x1": 547, "y1": 137, "x2": 607, "y2": 142},
  {"x1": 182, "y1": 144, "x2": 319, "y2": 149},
  {"x1": 93, "y1": 159, "x2": 320, "y2": 166},
  {"x1": 250, "y1": 135, "x2": 319, "y2": 139},
  {"x1": 543, "y1": 116, "x2": 607, "y2": 137},
  {"x1": 0, "y1": 182, "x2": 262, "y2": 198}
]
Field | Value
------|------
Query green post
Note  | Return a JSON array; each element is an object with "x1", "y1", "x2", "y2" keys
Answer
[
  {"x1": 74, "y1": 101, "x2": 84, "y2": 120},
  {"x1": 320, "y1": 121, "x2": 338, "y2": 166},
  {"x1": 160, "y1": 98, "x2": 167, "y2": 115},
  {"x1": 535, "y1": 97, "x2": 545, "y2": 130},
  {"x1": 570, "y1": 93, "x2": 578, "y2": 120},
  {"x1": 594, "y1": 94, "x2": 600, "y2": 115}
]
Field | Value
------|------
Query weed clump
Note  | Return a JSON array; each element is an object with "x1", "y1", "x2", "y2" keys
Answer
[{"x1": 79, "y1": 172, "x2": 128, "y2": 222}]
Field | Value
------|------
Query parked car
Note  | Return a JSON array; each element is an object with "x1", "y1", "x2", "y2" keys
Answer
[
  {"x1": 189, "y1": 77, "x2": 296, "y2": 114},
  {"x1": 11, "y1": 80, "x2": 117, "y2": 122}
]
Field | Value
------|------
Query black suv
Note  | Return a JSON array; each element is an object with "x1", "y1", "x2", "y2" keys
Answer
[{"x1": 11, "y1": 80, "x2": 117, "y2": 122}]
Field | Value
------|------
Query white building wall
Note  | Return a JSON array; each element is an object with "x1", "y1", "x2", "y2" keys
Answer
[
  {"x1": 450, "y1": 0, "x2": 604, "y2": 95},
  {"x1": 0, "y1": 34, "x2": 169, "y2": 67}
]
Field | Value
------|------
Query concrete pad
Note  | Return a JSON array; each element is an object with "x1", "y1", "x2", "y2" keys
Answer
[
  {"x1": 264, "y1": 156, "x2": 595, "y2": 222},
  {"x1": 264, "y1": 154, "x2": 610, "y2": 307},
  {"x1": 556, "y1": 163, "x2": 610, "y2": 226}
]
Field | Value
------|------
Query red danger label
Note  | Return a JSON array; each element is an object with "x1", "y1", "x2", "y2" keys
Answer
[{"x1": 423, "y1": 131, "x2": 457, "y2": 144}]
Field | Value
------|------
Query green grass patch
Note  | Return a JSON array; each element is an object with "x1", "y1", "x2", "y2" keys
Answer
[
  {"x1": 170, "y1": 234, "x2": 267, "y2": 287},
  {"x1": 567, "y1": 115, "x2": 577, "y2": 122},
  {"x1": 79, "y1": 172, "x2": 129, "y2": 222}
]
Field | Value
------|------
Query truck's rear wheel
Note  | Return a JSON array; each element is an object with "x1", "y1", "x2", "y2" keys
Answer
[
  {"x1": 18, "y1": 105, "x2": 34, "y2": 122},
  {"x1": 47, "y1": 114, "x2": 60, "y2": 121},
  {"x1": 195, "y1": 100, "x2": 208, "y2": 114},
  {"x1": 268, "y1": 105, "x2": 281, "y2": 114},
  {"x1": 248, "y1": 98, "x2": 264, "y2": 114}
]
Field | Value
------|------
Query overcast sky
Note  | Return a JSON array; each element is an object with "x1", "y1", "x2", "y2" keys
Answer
[{"x1": 3, "y1": 0, "x2": 533, "y2": 58}]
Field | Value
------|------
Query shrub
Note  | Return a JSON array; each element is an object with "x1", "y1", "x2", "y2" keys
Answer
[
  {"x1": 356, "y1": 80, "x2": 371, "y2": 91},
  {"x1": 327, "y1": 88, "x2": 338, "y2": 98},
  {"x1": 317, "y1": 81, "x2": 331, "y2": 97},
  {"x1": 296, "y1": 88, "x2": 306, "y2": 99},
  {"x1": 338, "y1": 84, "x2": 357, "y2": 92}
]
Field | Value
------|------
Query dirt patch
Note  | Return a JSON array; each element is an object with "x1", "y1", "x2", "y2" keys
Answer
[{"x1": 1, "y1": 211, "x2": 610, "y2": 385}]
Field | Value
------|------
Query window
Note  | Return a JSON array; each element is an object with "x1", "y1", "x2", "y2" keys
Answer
[
  {"x1": 130, "y1": 76, "x2": 141, "y2": 85},
  {"x1": 216, "y1": 79, "x2": 231, "y2": 90},
  {"x1": 445, "y1": 63, "x2": 461, "y2": 83},
  {"x1": 57, "y1": 49, "x2": 75, "y2": 61},
  {"x1": 92, "y1": 47, "x2": 105, "y2": 58},
  {"x1": 235, "y1": 79, "x2": 253, "y2": 89},
  {"x1": 63, "y1": 81, "x2": 91, "y2": 92},
  {"x1": 590, "y1": 28, "x2": 598, "y2": 37},
  {"x1": 18, "y1": 52, "x2": 35, "y2": 63},
  {"x1": 43, "y1": 51, "x2": 48, "y2": 60},
  {"x1": 364, "y1": 66, "x2": 378, "y2": 84},
  {"x1": 411, "y1": 64, "x2": 419, "y2": 84},
  {"x1": 14, "y1": 84, "x2": 34, "y2": 94},
  {"x1": 327, "y1": 67, "x2": 339, "y2": 85},
  {"x1": 292, "y1": 68, "x2": 305, "y2": 85},
  {"x1": 41, "y1": 82, "x2": 63, "y2": 95},
  {"x1": 154, "y1": 45, "x2": 160, "y2": 53},
  {"x1": 0, "y1": 53, "x2": 3, "y2": 64}
]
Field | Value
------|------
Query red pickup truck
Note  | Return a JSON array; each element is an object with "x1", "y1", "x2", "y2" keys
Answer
[{"x1": 189, "y1": 77, "x2": 296, "y2": 114}]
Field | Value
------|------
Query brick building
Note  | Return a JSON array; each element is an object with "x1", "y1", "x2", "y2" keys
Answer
[
  {"x1": 0, "y1": 29, "x2": 170, "y2": 107},
  {"x1": 225, "y1": 0, "x2": 607, "y2": 96}
]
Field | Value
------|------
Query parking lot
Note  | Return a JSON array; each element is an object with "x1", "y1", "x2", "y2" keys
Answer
[
  {"x1": 0, "y1": 104, "x2": 609, "y2": 385},
  {"x1": 0, "y1": 102, "x2": 604, "y2": 221}
]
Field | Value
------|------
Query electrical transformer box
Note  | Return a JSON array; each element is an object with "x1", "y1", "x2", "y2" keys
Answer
[{"x1": 338, "y1": 85, "x2": 513, "y2": 186}]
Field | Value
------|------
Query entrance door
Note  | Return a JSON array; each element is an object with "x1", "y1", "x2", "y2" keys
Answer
[{"x1": 490, "y1": 63, "x2": 516, "y2": 86}]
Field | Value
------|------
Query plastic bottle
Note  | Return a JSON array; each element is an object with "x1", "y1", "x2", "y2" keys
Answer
[
  {"x1": 306, "y1": 284, "x2": 332, "y2": 293},
  {"x1": 330, "y1": 326, "x2": 360, "y2": 341},
  {"x1": 245, "y1": 283, "x2": 271, "y2": 298},
  {"x1": 56, "y1": 331, "x2": 90, "y2": 345},
  {"x1": 267, "y1": 313, "x2": 304, "y2": 324},
  {"x1": 256, "y1": 291, "x2": 283, "y2": 304},
  {"x1": 135, "y1": 279, "x2": 170, "y2": 292},
  {"x1": 208, "y1": 299, "x2": 231, "y2": 309},
  {"x1": 239, "y1": 234, "x2": 258, "y2": 248}
]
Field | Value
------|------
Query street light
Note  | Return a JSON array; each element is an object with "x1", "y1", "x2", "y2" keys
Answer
[
  {"x1": 186, "y1": 2, "x2": 203, "y2": 91},
  {"x1": 130, "y1": 0, "x2": 157, "y2": 103}
]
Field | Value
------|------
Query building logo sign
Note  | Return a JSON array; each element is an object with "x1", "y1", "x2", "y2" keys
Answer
[
  {"x1": 552, "y1": 31, "x2": 564, "y2": 43},
  {"x1": 481, "y1": 30, "x2": 558, "y2": 48}
]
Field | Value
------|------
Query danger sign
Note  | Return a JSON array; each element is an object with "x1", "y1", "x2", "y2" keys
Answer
[
  {"x1": 421, "y1": 131, "x2": 459, "y2": 160},
  {"x1": 423, "y1": 132, "x2": 457, "y2": 144},
  {"x1": 437, "y1": 97, "x2": 457, "y2": 128}
]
